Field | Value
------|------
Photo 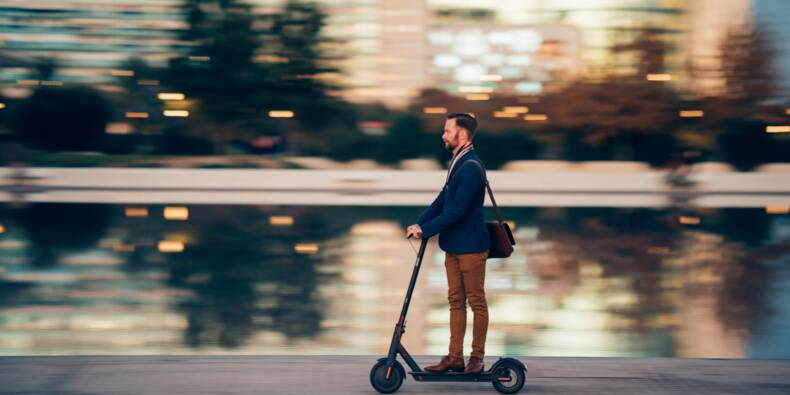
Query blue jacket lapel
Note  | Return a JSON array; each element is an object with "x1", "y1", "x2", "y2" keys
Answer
[{"x1": 446, "y1": 150, "x2": 476, "y2": 186}]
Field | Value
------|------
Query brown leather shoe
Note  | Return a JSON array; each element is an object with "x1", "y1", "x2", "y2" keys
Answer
[
  {"x1": 464, "y1": 357, "x2": 484, "y2": 374},
  {"x1": 424, "y1": 355, "x2": 465, "y2": 373}
]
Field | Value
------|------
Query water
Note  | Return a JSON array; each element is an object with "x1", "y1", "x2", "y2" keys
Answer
[{"x1": 0, "y1": 204, "x2": 789, "y2": 358}]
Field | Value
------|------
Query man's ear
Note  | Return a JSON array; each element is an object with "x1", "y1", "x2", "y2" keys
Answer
[{"x1": 462, "y1": 129, "x2": 472, "y2": 142}]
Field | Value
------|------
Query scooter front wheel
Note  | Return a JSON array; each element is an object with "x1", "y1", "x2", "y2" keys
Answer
[{"x1": 370, "y1": 360, "x2": 404, "y2": 394}]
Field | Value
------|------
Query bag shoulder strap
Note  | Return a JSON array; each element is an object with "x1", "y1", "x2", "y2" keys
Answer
[{"x1": 459, "y1": 160, "x2": 504, "y2": 225}]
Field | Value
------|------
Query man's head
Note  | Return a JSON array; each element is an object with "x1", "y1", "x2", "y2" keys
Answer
[{"x1": 443, "y1": 112, "x2": 478, "y2": 152}]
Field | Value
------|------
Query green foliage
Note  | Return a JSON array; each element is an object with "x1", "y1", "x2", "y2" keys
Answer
[
  {"x1": 266, "y1": 1, "x2": 344, "y2": 129},
  {"x1": 13, "y1": 86, "x2": 112, "y2": 152},
  {"x1": 474, "y1": 130, "x2": 543, "y2": 169},
  {"x1": 158, "y1": 0, "x2": 349, "y2": 152},
  {"x1": 365, "y1": 114, "x2": 438, "y2": 165},
  {"x1": 15, "y1": 204, "x2": 114, "y2": 267},
  {"x1": 716, "y1": 119, "x2": 775, "y2": 171},
  {"x1": 164, "y1": 0, "x2": 269, "y2": 122}
]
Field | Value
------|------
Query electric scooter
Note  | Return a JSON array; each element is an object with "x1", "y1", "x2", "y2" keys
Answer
[{"x1": 369, "y1": 236, "x2": 527, "y2": 394}]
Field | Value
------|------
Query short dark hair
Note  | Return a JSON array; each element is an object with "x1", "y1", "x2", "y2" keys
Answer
[{"x1": 447, "y1": 112, "x2": 478, "y2": 140}]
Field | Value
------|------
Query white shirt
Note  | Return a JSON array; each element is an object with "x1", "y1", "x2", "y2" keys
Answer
[{"x1": 445, "y1": 144, "x2": 474, "y2": 184}]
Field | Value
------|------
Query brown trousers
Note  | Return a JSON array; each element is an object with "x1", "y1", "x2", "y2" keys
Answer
[{"x1": 444, "y1": 250, "x2": 489, "y2": 359}]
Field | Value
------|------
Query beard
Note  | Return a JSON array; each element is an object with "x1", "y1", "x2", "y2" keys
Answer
[{"x1": 444, "y1": 140, "x2": 456, "y2": 158}]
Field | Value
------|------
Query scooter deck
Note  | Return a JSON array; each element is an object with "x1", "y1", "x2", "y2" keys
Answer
[{"x1": 410, "y1": 370, "x2": 502, "y2": 382}]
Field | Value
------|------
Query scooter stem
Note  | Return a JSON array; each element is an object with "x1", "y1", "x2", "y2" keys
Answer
[{"x1": 398, "y1": 237, "x2": 429, "y2": 326}]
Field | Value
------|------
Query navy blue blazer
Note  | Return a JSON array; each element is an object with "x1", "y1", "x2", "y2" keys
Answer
[{"x1": 417, "y1": 149, "x2": 490, "y2": 254}]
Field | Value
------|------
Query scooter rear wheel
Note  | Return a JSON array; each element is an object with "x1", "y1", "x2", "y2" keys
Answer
[
  {"x1": 491, "y1": 360, "x2": 525, "y2": 394},
  {"x1": 370, "y1": 360, "x2": 404, "y2": 394}
]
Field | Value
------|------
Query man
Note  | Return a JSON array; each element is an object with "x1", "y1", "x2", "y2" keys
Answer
[{"x1": 406, "y1": 112, "x2": 490, "y2": 374}]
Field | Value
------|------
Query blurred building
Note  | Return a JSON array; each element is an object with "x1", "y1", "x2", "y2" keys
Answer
[
  {"x1": 425, "y1": 24, "x2": 582, "y2": 97},
  {"x1": 425, "y1": 0, "x2": 756, "y2": 95},
  {"x1": 684, "y1": 0, "x2": 753, "y2": 96},
  {"x1": 0, "y1": 0, "x2": 755, "y2": 107},
  {"x1": 426, "y1": 0, "x2": 685, "y2": 82},
  {"x1": 328, "y1": 0, "x2": 752, "y2": 104},
  {"x1": 323, "y1": 0, "x2": 431, "y2": 107},
  {"x1": 0, "y1": 0, "x2": 186, "y2": 93}
]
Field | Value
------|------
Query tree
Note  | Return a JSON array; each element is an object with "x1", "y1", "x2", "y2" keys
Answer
[
  {"x1": 14, "y1": 85, "x2": 112, "y2": 152},
  {"x1": 266, "y1": 0, "x2": 345, "y2": 129},
  {"x1": 161, "y1": 205, "x2": 353, "y2": 347},
  {"x1": 35, "y1": 57, "x2": 57, "y2": 81},
  {"x1": 92, "y1": 57, "x2": 172, "y2": 154},
  {"x1": 162, "y1": 0, "x2": 272, "y2": 151},
  {"x1": 16, "y1": 204, "x2": 113, "y2": 267},
  {"x1": 161, "y1": 0, "x2": 349, "y2": 152},
  {"x1": 10, "y1": 57, "x2": 112, "y2": 152},
  {"x1": 716, "y1": 119, "x2": 775, "y2": 171},
  {"x1": 114, "y1": 57, "x2": 166, "y2": 132},
  {"x1": 544, "y1": 30, "x2": 680, "y2": 165},
  {"x1": 714, "y1": 24, "x2": 779, "y2": 118},
  {"x1": 706, "y1": 24, "x2": 785, "y2": 169},
  {"x1": 610, "y1": 29, "x2": 671, "y2": 78}
]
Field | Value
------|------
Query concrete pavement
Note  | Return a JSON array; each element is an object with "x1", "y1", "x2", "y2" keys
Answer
[
  {"x1": 2, "y1": 167, "x2": 790, "y2": 207},
  {"x1": 1, "y1": 356, "x2": 789, "y2": 394}
]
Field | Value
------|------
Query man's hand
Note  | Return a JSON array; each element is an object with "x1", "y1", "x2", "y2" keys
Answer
[{"x1": 406, "y1": 224, "x2": 423, "y2": 240}]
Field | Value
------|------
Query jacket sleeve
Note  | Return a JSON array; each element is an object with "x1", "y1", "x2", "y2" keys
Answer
[
  {"x1": 420, "y1": 163, "x2": 484, "y2": 239},
  {"x1": 416, "y1": 187, "x2": 446, "y2": 226}
]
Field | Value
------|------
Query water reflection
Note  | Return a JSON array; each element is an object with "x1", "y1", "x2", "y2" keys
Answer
[
  {"x1": 15, "y1": 203, "x2": 114, "y2": 267},
  {"x1": 0, "y1": 204, "x2": 788, "y2": 357},
  {"x1": 161, "y1": 206, "x2": 339, "y2": 348}
]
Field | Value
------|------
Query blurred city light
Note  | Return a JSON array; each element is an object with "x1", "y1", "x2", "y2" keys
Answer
[
  {"x1": 646, "y1": 74, "x2": 672, "y2": 81},
  {"x1": 480, "y1": 74, "x2": 503, "y2": 82},
  {"x1": 163, "y1": 110, "x2": 189, "y2": 117},
  {"x1": 0, "y1": 102, "x2": 5, "y2": 109},
  {"x1": 679, "y1": 110, "x2": 704, "y2": 117},
  {"x1": 494, "y1": 111, "x2": 518, "y2": 118},
  {"x1": 269, "y1": 216, "x2": 294, "y2": 226},
  {"x1": 524, "y1": 114, "x2": 548, "y2": 121},
  {"x1": 163, "y1": 206, "x2": 189, "y2": 221},
  {"x1": 359, "y1": 121, "x2": 388, "y2": 136},
  {"x1": 465, "y1": 93, "x2": 489, "y2": 100},
  {"x1": 766, "y1": 206, "x2": 790, "y2": 214},
  {"x1": 459, "y1": 86, "x2": 494, "y2": 93},
  {"x1": 112, "y1": 243, "x2": 135, "y2": 253},
  {"x1": 766, "y1": 126, "x2": 790, "y2": 133},
  {"x1": 679, "y1": 215, "x2": 701, "y2": 225},
  {"x1": 294, "y1": 243, "x2": 319, "y2": 254},
  {"x1": 105, "y1": 123, "x2": 133, "y2": 135},
  {"x1": 268, "y1": 110, "x2": 295, "y2": 118},
  {"x1": 125, "y1": 207, "x2": 148, "y2": 218},
  {"x1": 158, "y1": 93, "x2": 185, "y2": 101},
  {"x1": 2, "y1": 88, "x2": 32, "y2": 99},
  {"x1": 125, "y1": 112, "x2": 149, "y2": 119},
  {"x1": 158, "y1": 241, "x2": 185, "y2": 253},
  {"x1": 0, "y1": 223, "x2": 5, "y2": 234},
  {"x1": 423, "y1": 107, "x2": 447, "y2": 114},
  {"x1": 110, "y1": 70, "x2": 134, "y2": 77},
  {"x1": 504, "y1": 106, "x2": 529, "y2": 114}
]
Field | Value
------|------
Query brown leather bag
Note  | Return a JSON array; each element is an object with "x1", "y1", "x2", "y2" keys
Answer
[{"x1": 465, "y1": 161, "x2": 515, "y2": 258}]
